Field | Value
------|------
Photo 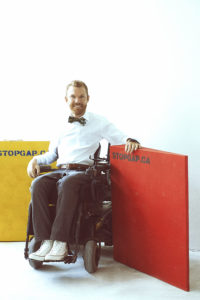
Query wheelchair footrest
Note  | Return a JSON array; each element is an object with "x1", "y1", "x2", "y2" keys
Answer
[
  {"x1": 42, "y1": 254, "x2": 77, "y2": 264},
  {"x1": 44, "y1": 259, "x2": 65, "y2": 263},
  {"x1": 64, "y1": 254, "x2": 77, "y2": 264}
]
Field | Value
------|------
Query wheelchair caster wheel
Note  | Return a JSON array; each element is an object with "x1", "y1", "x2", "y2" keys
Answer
[
  {"x1": 29, "y1": 259, "x2": 43, "y2": 269},
  {"x1": 84, "y1": 240, "x2": 100, "y2": 273}
]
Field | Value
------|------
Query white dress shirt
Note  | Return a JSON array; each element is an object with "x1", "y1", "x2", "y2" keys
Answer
[{"x1": 36, "y1": 111, "x2": 129, "y2": 166}]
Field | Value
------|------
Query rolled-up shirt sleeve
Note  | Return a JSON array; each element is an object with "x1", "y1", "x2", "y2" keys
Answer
[
  {"x1": 35, "y1": 138, "x2": 58, "y2": 165},
  {"x1": 100, "y1": 117, "x2": 129, "y2": 145}
]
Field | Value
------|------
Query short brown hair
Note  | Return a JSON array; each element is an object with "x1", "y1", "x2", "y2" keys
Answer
[{"x1": 66, "y1": 80, "x2": 89, "y2": 97}]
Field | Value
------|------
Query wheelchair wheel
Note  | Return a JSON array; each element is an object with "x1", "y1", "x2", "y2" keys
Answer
[
  {"x1": 28, "y1": 238, "x2": 43, "y2": 269},
  {"x1": 29, "y1": 259, "x2": 43, "y2": 270},
  {"x1": 83, "y1": 240, "x2": 100, "y2": 273}
]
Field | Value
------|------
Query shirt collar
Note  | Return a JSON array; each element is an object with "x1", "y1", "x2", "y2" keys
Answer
[{"x1": 82, "y1": 111, "x2": 89, "y2": 121}]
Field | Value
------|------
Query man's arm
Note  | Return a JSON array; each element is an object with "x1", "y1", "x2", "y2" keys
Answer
[
  {"x1": 27, "y1": 138, "x2": 58, "y2": 178},
  {"x1": 100, "y1": 116, "x2": 141, "y2": 154}
]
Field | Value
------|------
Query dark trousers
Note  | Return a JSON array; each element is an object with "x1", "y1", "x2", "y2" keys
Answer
[{"x1": 30, "y1": 170, "x2": 90, "y2": 242}]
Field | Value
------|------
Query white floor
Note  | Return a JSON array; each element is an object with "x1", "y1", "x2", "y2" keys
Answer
[{"x1": 1, "y1": 242, "x2": 200, "y2": 300}]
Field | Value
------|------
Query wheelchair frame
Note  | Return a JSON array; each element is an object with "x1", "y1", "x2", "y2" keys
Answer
[{"x1": 24, "y1": 144, "x2": 112, "y2": 273}]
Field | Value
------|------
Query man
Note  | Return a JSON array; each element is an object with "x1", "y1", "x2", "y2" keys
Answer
[{"x1": 27, "y1": 80, "x2": 140, "y2": 262}]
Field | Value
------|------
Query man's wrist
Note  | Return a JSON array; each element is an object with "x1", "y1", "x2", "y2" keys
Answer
[
  {"x1": 32, "y1": 157, "x2": 38, "y2": 164},
  {"x1": 126, "y1": 138, "x2": 140, "y2": 144}
]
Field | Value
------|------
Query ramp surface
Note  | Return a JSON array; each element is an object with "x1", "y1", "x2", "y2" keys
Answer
[{"x1": 110, "y1": 146, "x2": 189, "y2": 291}]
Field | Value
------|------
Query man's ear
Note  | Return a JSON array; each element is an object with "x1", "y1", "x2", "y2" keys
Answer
[
  {"x1": 87, "y1": 95, "x2": 90, "y2": 103},
  {"x1": 65, "y1": 96, "x2": 68, "y2": 103}
]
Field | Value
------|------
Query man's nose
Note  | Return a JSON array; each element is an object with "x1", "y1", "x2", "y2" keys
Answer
[{"x1": 75, "y1": 97, "x2": 81, "y2": 103}]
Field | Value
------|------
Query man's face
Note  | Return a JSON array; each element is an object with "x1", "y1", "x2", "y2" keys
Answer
[{"x1": 65, "y1": 86, "x2": 89, "y2": 117}]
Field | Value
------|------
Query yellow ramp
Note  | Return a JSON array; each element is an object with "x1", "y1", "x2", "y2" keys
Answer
[{"x1": 0, "y1": 141, "x2": 51, "y2": 241}]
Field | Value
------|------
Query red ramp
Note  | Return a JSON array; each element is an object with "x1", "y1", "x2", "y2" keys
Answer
[{"x1": 110, "y1": 146, "x2": 189, "y2": 291}]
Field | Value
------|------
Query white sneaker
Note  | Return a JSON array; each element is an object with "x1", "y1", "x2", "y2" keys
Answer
[
  {"x1": 29, "y1": 240, "x2": 53, "y2": 261},
  {"x1": 45, "y1": 240, "x2": 68, "y2": 261}
]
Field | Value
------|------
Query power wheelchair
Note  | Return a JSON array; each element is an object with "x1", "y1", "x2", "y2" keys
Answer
[{"x1": 24, "y1": 144, "x2": 112, "y2": 273}]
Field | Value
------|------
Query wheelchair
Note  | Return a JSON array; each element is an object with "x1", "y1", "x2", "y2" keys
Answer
[{"x1": 24, "y1": 144, "x2": 112, "y2": 273}]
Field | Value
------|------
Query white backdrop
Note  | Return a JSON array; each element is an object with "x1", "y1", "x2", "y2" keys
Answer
[{"x1": 0, "y1": 0, "x2": 199, "y2": 249}]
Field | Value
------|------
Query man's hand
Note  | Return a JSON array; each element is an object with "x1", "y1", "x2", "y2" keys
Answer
[
  {"x1": 125, "y1": 140, "x2": 141, "y2": 153},
  {"x1": 27, "y1": 158, "x2": 40, "y2": 178}
]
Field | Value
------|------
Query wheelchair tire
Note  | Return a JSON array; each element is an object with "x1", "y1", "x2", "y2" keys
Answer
[
  {"x1": 28, "y1": 238, "x2": 43, "y2": 269},
  {"x1": 83, "y1": 240, "x2": 100, "y2": 273}
]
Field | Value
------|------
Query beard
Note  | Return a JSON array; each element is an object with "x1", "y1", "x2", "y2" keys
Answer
[{"x1": 71, "y1": 103, "x2": 87, "y2": 117}]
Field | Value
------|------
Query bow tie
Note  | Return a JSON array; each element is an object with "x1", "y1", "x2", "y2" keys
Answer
[{"x1": 68, "y1": 116, "x2": 86, "y2": 126}]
